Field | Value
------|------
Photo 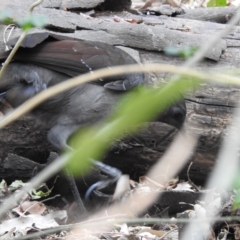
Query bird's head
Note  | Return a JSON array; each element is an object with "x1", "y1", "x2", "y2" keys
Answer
[{"x1": 155, "y1": 100, "x2": 186, "y2": 130}]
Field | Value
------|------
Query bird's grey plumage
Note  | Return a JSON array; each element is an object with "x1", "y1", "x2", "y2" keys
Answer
[
  {"x1": 0, "y1": 32, "x2": 186, "y2": 213},
  {"x1": 0, "y1": 33, "x2": 186, "y2": 149},
  {"x1": 2, "y1": 62, "x2": 125, "y2": 149}
]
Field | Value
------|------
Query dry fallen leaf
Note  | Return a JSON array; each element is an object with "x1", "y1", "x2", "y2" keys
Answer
[
  {"x1": 171, "y1": 182, "x2": 194, "y2": 192},
  {"x1": 137, "y1": 227, "x2": 171, "y2": 238},
  {"x1": 234, "y1": 225, "x2": 240, "y2": 240},
  {"x1": 125, "y1": 18, "x2": 141, "y2": 24},
  {"x1": 20, "y1": 201, "x2": 47, "y2": 215},
  {"x1": 0, "y1": 211, "x2": 67, "y2": 236}
]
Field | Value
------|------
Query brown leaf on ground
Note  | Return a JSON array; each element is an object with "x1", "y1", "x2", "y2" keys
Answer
[
  {"x1": 234, "y1": 225, "x2": 240, "y2": 240},
  {"x1": 20, "y1": 201, "x2": 47, "y2": 215}
]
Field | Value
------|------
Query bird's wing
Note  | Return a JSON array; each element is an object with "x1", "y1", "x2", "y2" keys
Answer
[{"x1": 0, "y1": 32, "x2": 143, "y2": 91}]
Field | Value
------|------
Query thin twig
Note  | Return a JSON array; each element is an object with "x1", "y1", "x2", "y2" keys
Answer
[
  {"x1": 183, "y1": 9, "x2": 240, "y2": 69},
  {"x1": 0, "y1": 32, "x2": 27, "y2": 79},
  {"x1": 182, "y1": 104, "x2": 240, "y2": 240},
  {"x1": 159, "y1": 227, "x2": 178, "y2": 240},
  {"x1": 0, "y1": 63, "x2": 240, "y2": 130},
  {"x1": 0, "y1": 6, "x2": 239, "y2": 239},
  {"x1": 15, "y1": 215, "x2": 240, "y2": 240},
  {"x1": 3, "y1": 24, "x2": 16, "y2": 50},
  {"x1": 0, "y1": 0, "x2": 43, "y2": 79},
  {"x1": 0, "y1": 154, "x2": 69, "y2": 219},
  {"x1": 187, "y1": 162, "x2": 200, "y2": 192},
  {"x1": 28, "y1": 0, "x2": 43, "y2": 12},
  {"x1": 41, "y1": 194, "x2": 61, "y2": 203}
]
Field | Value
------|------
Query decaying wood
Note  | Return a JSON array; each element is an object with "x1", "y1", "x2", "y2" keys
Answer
[
  {"x1": 0, "y1": 153, "x2": 43, "y2": 183},
  {"x1": 0, "y1": 116, "x2": 55, "y2": 163},
  {"x1": 0, "y1": 2, "x2": 240, "y2": 187},
  {"x1": 178, "y1": 6, "x2": 238, "y2": 23},
  {"x1": 143, "y1": 6, "x2": 238, "y2": 23},
  {"x1": 41, "y1": 0, "x2": 131, "y2": 11},
  {"x1": 4, "y1": 5, "x2": 228, "y2": 61}
]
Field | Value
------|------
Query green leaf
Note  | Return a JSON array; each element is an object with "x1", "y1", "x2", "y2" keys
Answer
[
  {"x1": 207, "y1": 0, "x2": 226, "y2": 7},
  {"x1": 231, "y1": 173, "x2": 240, "y2": 210},
  {"x1": 164, "y1": 46, "x2": 180, "y2": 56},
  {"x1": 30, "y1": 183, "x2": 52, "y2": 199},
  {"x1": 17, "y1": 15, "x2": 48, "y2": 31},
  {"x1": 233, "y1": 174, "x2": 240, "y2": 189},
  {"x1": 164, "y1": 46, "x2": 198, "y2": 59},
  {"x1": 0, "y1": 10, "x2": 14, "y2": 24},
  {"x1": 67, "y1": 76, "x2": 200, "y2": 175},
  {"x1": 233, "y1": 189, "x2": 240, "y2": 210},
  {"x1": 31, "y1": 189, "x2": 51, "y2": 199},
  {"x1": 8, "y1": 180, "x2": 25, "y2": 191}
]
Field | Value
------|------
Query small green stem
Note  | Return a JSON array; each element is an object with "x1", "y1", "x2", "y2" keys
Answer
[{"x1": 0, "y1": 0, "x2": 43, "y2": 79}]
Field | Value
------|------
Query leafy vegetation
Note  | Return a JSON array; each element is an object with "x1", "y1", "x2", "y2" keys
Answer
[
  {"x1": 0, "y1": 10, "x2": 47, "y2": 30},
  {"x1": 207, "y1": 0, "x2": 227, "y2": 7}
]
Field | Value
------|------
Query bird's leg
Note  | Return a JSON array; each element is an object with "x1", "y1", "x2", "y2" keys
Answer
[
  {"x1": 48, "y1": 124, "x2": 122, "y2": 213},
  {"x1": 64, "y1": 168, "x2": 88, "y2": 215},
  {"x1": 47, "y1": 124, "x2": 89, "y2": 215},
  {"x1": 85, "y1": 160, "x2": 122, "y2": 200}
]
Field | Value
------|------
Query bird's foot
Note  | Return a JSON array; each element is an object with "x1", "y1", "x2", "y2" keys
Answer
[{"x1": 85, "y1": 160, "x2": 122, "y2": 201}]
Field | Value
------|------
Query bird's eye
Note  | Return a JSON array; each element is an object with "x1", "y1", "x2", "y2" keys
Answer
[{"x1": 172, "y1": 107, "x2": 184, "y2": 120}]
